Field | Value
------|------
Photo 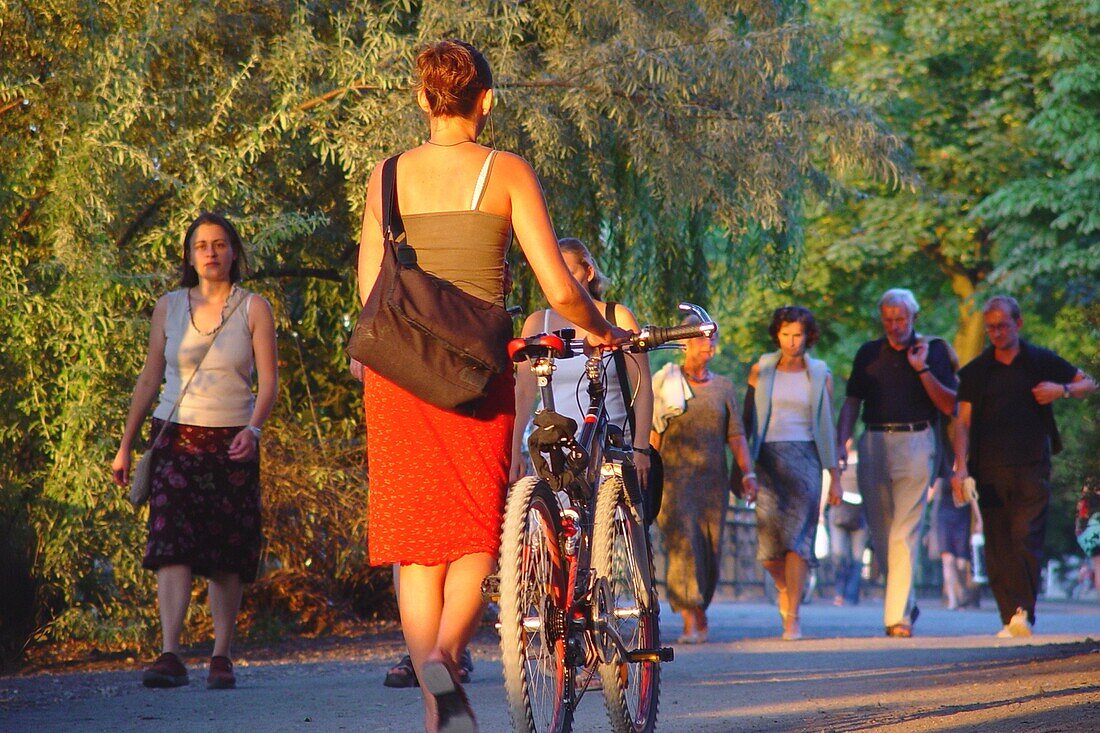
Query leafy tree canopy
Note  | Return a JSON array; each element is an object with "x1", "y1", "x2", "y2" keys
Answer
[{"x1": 0, "y1": 0, "x2": 902, "y2": 657}]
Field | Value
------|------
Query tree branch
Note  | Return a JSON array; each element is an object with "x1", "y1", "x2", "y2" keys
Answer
[
  {"x1": 246, "y1": 266, "x2": 345, "y2": 283},
  {"x1": 0, "y1": 97, "x2": 26, "y2": 117},
  {"x1": 296, "y1": 84, "x2": 392, "y2": 112},
  {"x1": 115, "y1": 191, "x2": 173, "y2": 250}
]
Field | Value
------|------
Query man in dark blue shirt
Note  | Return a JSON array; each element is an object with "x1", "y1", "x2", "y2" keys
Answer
[
  {"x1": 837, "y1": 289, "x2": 957, "y2": 637},
  {"x1": 953, "y1": 296, "x2": 1096, "y2": 637}
]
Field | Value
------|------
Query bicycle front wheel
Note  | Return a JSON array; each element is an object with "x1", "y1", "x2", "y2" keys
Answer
[
  {"x1": 593, "y1": 476, "x2": 661, "y2": 733},
  {"x1": 498, "y1": 477, "x2": 574, "y2": 733}
]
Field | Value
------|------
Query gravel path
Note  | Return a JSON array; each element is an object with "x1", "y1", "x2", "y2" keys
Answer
[{"x1": 2, "y1": 599, "x2": 1098, "y2": 732}]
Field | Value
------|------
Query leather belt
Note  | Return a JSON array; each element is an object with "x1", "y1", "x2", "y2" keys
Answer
[{"x1": 865, "y1": 420, "x2": 931, "y2": 433}]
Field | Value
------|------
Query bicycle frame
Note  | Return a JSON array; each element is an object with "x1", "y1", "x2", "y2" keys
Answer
[
  {"x1": 498, "y1": 302, "x2": 712, "y2": 733},
  {"x1": 526, "y1": 344, "x2": 652, "y2": 688}
]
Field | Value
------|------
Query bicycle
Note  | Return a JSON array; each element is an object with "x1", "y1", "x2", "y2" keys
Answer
[{"x1": 487, "y1": 303, "x2": 718, "y2": 733}]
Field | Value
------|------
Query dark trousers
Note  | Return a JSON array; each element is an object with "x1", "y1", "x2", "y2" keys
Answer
[{"x1": 976, "y1": 461, "x2": 1050, "y2": 625}]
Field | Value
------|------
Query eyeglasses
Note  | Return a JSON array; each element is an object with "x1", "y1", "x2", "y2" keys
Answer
[{"x1": 984, "y1": 322, "x2": 1015, "y2": 333}]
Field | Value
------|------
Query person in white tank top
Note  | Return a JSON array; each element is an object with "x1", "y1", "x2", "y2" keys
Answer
[
  {"x1": 745, "y1": 306, "x2": 841, "y2": 641},
  {"x1": 111, "y1": 213, "x2": 278, "y2": 690},
  {"x1": 511, "y1": 238, "x2": 654, "y2": 486}
]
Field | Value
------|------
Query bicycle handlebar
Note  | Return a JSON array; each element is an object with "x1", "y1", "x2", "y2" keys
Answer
[{"x1": 509, "y1": 302, "x2": 717, "y2": 363}]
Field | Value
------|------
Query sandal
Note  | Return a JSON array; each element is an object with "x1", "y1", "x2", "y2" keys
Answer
[
  {"x1": 384, "y1": 654, "x2": 418, "y2": 688},
  {"x1": 384, "y1": 650, "x2": 474, "y2": 689}
]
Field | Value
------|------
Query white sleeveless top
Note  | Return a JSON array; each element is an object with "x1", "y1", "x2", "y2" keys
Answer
[
  {"x1": 153, "y1": 288, "x2": 256, "y2": 427},
  {"x1": 541, "y1": 310, "x2": 632, "y2": 443},
  {"x1": 764, "y1": 369, "x2": 814, "y2": 443}
]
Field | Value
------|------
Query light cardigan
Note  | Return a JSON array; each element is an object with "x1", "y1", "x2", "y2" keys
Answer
[{"x1": 749, "y1": 351, "x2": 838, "y2": 469}]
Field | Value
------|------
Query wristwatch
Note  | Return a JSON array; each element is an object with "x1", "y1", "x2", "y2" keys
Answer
[
  {"x1": 633, "y1": 446, "x2": 652, "y2": 456},
  {"x1": 247, "y1": 425, "x2": 262, "y2": 439},
  {"x1": 1063, "y1": 383, "x2": 1071, "y2": 399}
]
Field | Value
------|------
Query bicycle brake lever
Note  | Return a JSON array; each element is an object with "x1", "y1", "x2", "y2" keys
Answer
[{"x1": 678, "y1": 302, "x2": 714, "y2": 327}]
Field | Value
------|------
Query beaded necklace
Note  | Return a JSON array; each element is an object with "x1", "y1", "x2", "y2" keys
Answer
[{"x1": 187, "y1": 285, "x2": 238, "y2": 336}]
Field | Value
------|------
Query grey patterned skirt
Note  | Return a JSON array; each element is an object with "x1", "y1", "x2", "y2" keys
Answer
[{"x1": 754, "y1": 441, "x2": 822, "y2": 563}]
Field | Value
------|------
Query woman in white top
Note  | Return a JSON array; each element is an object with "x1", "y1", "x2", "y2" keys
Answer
[
  {"x1": 510, "y1": 238, "x2": 654, "y2": 486},
  {"x1": 745, "y1": 306, "x2": 841, "y2": 640},
  {"x1": 111, "y1": 212, "x2": 278, "y2": 690}
]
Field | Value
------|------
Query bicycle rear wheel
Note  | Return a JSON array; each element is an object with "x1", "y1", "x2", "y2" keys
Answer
[
  {"x1": 498, "y1": 477, "x2": 574, "y2": 733},
  {"x1": 593, "y1": 476, "x2": 661, "y2": 733}
]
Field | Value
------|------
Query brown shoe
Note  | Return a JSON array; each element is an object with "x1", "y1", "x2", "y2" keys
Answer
[
  {"x1": 142, "y1": 652, "x2": 189, "y2": 688},
  {"x1": 885, "y1": 623, "x2": 912, "y2": 638},
  {"x1": 207, "y1": 655, "x2": 236, "y2": 689}
]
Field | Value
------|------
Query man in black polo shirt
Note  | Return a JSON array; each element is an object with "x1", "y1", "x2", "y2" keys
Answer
[
  {"x1": 837, "y1": 288, "x2": 957, "y2": 637},
  {"x1": 952, "y1": 296, "x2": 1096, "y2": 637}
]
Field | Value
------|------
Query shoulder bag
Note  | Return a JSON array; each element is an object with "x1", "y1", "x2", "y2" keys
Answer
[
  {"x1": 346, "y1": 155, "x2": 513, "y2": 416},
  {"x1": 606, "y1": 302, "x2": 663, "y2": 524},
  {"x1": 129, "y1": 290, "x2": 248, "y2": 507}
]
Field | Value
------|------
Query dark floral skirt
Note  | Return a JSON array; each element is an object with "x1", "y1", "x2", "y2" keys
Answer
[{"x1": 142, "y1": 419, "x2": 263, "y2": 583}]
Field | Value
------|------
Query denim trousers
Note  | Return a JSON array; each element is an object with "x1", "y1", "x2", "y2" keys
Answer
[{"x1": 830, "y1": 523, "x2": 867, "y2": 604}]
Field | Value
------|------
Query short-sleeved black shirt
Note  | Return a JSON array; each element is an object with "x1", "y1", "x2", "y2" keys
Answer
[
  {"x1": 958, "y1": 340, "x2": 1077, "y2": 472},
  {"x1": 846, "y1": 337, "x2": 957, "y2": 424}
]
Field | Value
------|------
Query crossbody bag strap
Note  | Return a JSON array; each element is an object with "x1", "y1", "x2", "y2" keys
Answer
[
  {"x1": 381, "y1": 155, "x2": 412, "y2": 265},
  {"x1": 149, "y1": 290, "x2": 249, "y2": 447},
  {"x1": 605, "y1": 301, "x2": 637, "y2": 440}
]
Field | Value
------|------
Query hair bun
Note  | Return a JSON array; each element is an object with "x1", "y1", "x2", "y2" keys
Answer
[{"x1": 416, "y1": 40, "x2": 493, "y2": 118}]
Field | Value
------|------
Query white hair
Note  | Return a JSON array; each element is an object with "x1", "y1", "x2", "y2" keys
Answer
[{"x1": 878, "y1": 288, "x2": 920, "y2": 317}]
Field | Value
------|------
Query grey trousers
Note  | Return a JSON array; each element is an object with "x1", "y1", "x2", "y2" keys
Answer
[{"x1": 857, "y1": 427, "x2": 935, "y2": 627}]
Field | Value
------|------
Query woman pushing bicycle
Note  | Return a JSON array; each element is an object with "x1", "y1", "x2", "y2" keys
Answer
[
  {"x1": 511, "y1": 238, "x2": 655, "y2": 487},
  {"x1": 355, "y1": 40, "x2": 627, "y2": 733}
]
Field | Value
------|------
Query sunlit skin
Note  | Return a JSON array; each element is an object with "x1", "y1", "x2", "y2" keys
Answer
[
  {"x1": 561, "y1": 250, "x2": 592, "y2": 289},
  {"x1": 189, "y1": 223, "x2": 235, "y2": 283}
]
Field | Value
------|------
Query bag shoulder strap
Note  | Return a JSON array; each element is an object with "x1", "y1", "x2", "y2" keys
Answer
[
  {"x1": 605, "y1": 301, "x2": 637, "y2": 440},
  {"x1": 149, "y1": 290, "x2": 248, "y2": 447},
  {"x1": 381, "y1": 155, "x2": 406, "y2": 244}
]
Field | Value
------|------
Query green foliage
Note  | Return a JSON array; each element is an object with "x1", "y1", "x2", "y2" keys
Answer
[
  {"x1": 747, "y1": 0, "x2": 1100, "y2": 558},
  {"x1": 1, "y1": 0, "x2": 901, "y2": 661}
]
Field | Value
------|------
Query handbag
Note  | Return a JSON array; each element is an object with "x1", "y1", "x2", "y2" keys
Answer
[
  {"x1": 606, "y1": 302, "x2": 663, "y2": 525},
  {"x1": 831, "y1": 499, "x2": 864, "y2": 532},
  {"x1": 128, "y1": 290, "x2": 248, "y2": 507},
  {"x1": 346, "y1": 155, "x2": 513, "y2": 415}
]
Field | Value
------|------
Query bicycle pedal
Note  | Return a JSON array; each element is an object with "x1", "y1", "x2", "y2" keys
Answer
[
  {"x1": 626, "y1": 647, "x2": 674, "y2": 663},
  {"x1": 481, "y1": 574, "x2": 501, "y2": 603}
]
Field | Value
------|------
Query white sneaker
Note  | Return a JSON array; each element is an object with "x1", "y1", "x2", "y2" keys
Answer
[{"x1": 1007, "y1": 607, "x2": 1032, "y2": 637}]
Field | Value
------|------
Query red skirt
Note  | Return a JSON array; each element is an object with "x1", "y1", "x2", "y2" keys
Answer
[{"x1": 363, "y1": 368, "x2": 514, "y2": 566}]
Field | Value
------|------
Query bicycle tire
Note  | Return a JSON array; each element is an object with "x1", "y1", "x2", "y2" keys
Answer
[
  {"x1": 592, "y1": 476, "x2": 661, "y2": 733},
  {"x1": 498, "y1": 476, "x2": 574, "y2": 733}
]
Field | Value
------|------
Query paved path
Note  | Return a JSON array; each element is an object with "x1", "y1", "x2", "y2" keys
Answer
[{"x1": 2, "y1": 599, "x2": 1098, "y2": 732}]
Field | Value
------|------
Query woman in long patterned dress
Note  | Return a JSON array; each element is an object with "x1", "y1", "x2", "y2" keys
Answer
[
  {"x1": 651, "y1": 326, "x2": 757, "y2": 644},
  {"x1": 112, "y1": 212, "x2": 278, "y2": 690},
  {"x1": 356, "y1": 41, "x2": 625, "y2": 733},
  {"x1": 745, "y1": 306, "x2": 841, "y2": 640}
]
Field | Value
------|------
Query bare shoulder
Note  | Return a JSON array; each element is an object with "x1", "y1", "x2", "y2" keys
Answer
[
  {"x1": 244, "y1": 290, "x2": 274, "y2": 313},
  {"x1": 493, "y1": 151, "x2": 538, "y2": 182},
  {"x1": 612, "y1": 303, "x2": 641, "y2": 330},
  {"x1": 153, "y1": 291, "x2": 176, "y2": 310}
]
